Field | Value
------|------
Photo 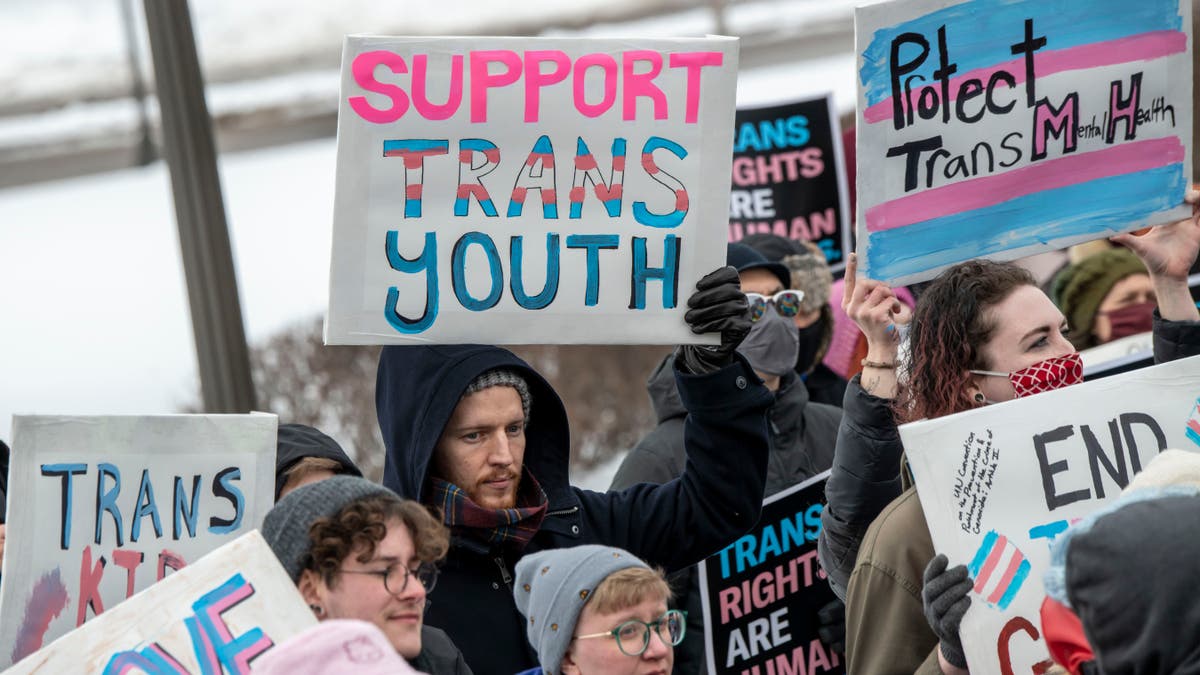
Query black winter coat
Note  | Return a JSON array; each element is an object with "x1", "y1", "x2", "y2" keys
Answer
[
  {"x1": 376, "y1": 345, "x2": 773, "y2": 675},
  {"x1": 412, "y1": 626, "x2": 474, "y2": 675},
  {"x1": 817, "y1": 312, "x2": 1200, "y2": 601},
  {"x1": 610, "y1": 353, "x2": 841, "y2": 672}
]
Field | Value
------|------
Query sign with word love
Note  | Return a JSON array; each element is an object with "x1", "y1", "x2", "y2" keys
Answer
[
  {"x1": 727, "y1": 96, "x2": 852, "y2": 274},
  {"x1": 855, "y1": 0, "x2": 1193, "y2": 284},
  {"x1": 4, "y1": 531, "x2": 314, "y2": 674},
  {"x1": 698, "y1": 472, "x2": 844, "y2": 675},
  {"x1": 326, "y1": 36, "x2": 739, "y2": 344},
  {"x1": 0, "y1": 414, "x2": 276, "y2": 668},
  {"x1": 901, "y1": 355, "x2": 1200, "y2": 672}
]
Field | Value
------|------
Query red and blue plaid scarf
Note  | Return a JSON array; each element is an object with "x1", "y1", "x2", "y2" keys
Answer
[{"x1": 429, "y1": 470, "x2": 548, "y2": 551}]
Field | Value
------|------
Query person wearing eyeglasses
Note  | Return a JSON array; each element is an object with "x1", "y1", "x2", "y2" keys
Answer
[
  {"x1": 262, "y1": 475, "x2": 473, "y2": 675},
  {"x1": 513, "y1": 545, "x2": 681, "y2": 675},
  {"x1": 609, "y1": 243, "x2": 843, "y2": 672}
]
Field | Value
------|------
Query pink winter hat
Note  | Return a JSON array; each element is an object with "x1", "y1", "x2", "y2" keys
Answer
[{"x1": 251, "y1": 620, "x2": 423, "y2": 675}]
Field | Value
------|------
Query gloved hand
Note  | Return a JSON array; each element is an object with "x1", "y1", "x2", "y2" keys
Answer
[
  {"x1": 816, "y1": 597, "x2": 846, "y2": 654},
  {"x1": 922, "y1": 553, "x2": 973, "y2": 670},
  {"x1": 675, "y1": 266, "x2": 751, "y2": 375}
]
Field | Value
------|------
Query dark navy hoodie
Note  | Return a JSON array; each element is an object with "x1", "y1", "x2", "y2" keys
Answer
[{"x1": 376, "y1": 344, "x2": 772, "y2": 675}]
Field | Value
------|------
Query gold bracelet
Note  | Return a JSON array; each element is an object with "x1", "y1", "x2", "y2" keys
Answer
[{"x1": 861, "y1": 359, "x2": 897, "y2": 369}]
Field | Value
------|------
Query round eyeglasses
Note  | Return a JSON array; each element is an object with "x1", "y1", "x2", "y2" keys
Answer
[
  {"x1": 745, "y1": 290, "x2": 805, "y2": 322},
  {"x1": 339, "y1": 561, "x2": 439, "y2": 596},
  {"x1": 574, "y1": 609, "x2": 687, "y2": 656}
]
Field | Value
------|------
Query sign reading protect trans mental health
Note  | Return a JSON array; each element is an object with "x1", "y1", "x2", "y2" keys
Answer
[
  {"x1": 0, "y1": 415, "x2": 276, "y2": 669},
  {"x1": 727, "y1": 96, "x2": 852, "y2": 274},
  {"x1": 698, "y1": 472, "x2": 844, "y2": 675},
  {"x1": 327, "y1": 36, "x2": 739, "y2": 344},
  {"x1": 856, "y1": 0, "x2": 1192, "y2": 285},
  {"x1": 901, "y1": 355, "x2": 1200, "y2": 672}
]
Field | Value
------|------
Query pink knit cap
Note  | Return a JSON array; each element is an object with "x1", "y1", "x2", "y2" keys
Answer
[{"x1": 251, "y1": 620, "x2": 423, "y2": 675}]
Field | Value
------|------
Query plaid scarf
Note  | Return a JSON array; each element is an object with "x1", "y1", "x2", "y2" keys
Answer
[{"x1": 429, "y1": 470, "x2": 548, "y2": 551}]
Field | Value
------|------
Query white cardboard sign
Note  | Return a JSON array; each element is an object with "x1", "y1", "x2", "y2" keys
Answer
[
  {"x1": 855, "y1": 0, "x2": 1192, "y2": 285},
  {"x1": 326, "y1": 36, "x2": 739, "y2": 344},
  {"x1": 0, "y1": 415, "x2": 277, "y2": 669},
  {"x1": 901, "y1": 355, "x2": 1200, "y2": 673},
  {"x1": 4, "y1": 531, "x2": 315, "y2": 674}
]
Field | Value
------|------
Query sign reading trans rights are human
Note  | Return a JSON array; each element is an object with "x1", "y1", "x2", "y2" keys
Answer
[
  {"x1": 855, "y1": 0, "x2": 1193, "y2": 285},
  {"x1": 326, "y1": 36, "x2": 739, "y2": 344}
]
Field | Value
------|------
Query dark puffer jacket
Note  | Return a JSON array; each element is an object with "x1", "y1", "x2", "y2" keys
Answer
[
  {"x1": 610, "y1": 353, "x2": 841, "y2": 672},
  {"x1": 376, "y1": 345, "x2": 773, "y2": 675}
]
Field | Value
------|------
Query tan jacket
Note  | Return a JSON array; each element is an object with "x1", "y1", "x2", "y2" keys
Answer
[{"x1": 844, "y1": 487, "x2": 943, "y2": 675}]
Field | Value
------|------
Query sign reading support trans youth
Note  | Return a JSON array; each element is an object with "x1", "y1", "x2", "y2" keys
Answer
[
  {"x1": 727, "y1": 96, "x2": 852, "y2": 274},
  {"x1": 698, "y1": 472, "x2": 844, "y2": 675},
  {"x1": 855, "y1": 0, "x2": 1193, "y2": 285},
  {"x1": 900, "y1": 355, "x2": 1200, "y2": 673},
  {"x1": 4, "y1": 531, "x2": 315, "y2": 674},
  {"x1": 0, "y1": 414, "x2": 277, "y2": 669},
  {"x1": 326, "y1": 36, "x2": 739, "y2": 345}
]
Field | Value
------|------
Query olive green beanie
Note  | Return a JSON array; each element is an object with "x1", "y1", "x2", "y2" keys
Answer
[{"x1": 1052, "y1": 247, "x2": 1147, "y2": 349}]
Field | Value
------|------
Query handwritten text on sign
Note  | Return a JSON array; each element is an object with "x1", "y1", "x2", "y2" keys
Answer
[
  {"x1": 902, "y1": 355, "x2": 1200, "y2": 672},
  {"x1": 855, "y1": 0, "x2": 1192, "y2": 284},
  {"x1": 326, "y1": 37, "x2": 739, "y2": 344},
  {"x1": 0, "y1": 415, "x2": 276, "y2": 669}
]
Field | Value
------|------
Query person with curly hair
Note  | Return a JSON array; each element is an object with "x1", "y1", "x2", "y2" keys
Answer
[
  {"x1": 818, "y1": 191, "x2": 1200, "y2": 674},
  {"x1": 262, "y1": 475, "x2": 471, "y2": 675}
]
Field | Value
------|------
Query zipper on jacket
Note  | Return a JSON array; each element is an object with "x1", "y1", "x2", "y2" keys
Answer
[
  {"x1": 494, "y1": 555, "x2": 513, "y2": 589},
  {"x1": 546, "y1": 506, "x2": 579, "y2": 517}
]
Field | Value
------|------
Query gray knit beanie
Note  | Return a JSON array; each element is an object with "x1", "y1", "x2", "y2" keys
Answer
[
  {"x1": 262, "y1": 475, "x2": 396, "y2": 582},
  {"x1": 464, "y1": 369, "x2": 532, "y2": 421},
  {"x1": 513, "y1": 545, "x2": 650, "y2": 674},
  {"x1": 782, "y1": 241, "x2": 834, "y2": 314}
]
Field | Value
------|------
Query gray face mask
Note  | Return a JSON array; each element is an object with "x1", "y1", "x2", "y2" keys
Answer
[{"x1": 738, "y1": 308, "x2": 800, "y2": 377}]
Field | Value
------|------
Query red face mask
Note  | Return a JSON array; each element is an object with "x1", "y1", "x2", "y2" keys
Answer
[
  {"x1": 972, "y1": 352, "x2": 1084, "y2": 398},
  {"x1": 1101, "y1": 300, "x2": 1155, "y2": 341}
]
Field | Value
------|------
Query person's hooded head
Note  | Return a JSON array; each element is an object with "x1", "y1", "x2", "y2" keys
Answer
[
  {"x1": 376, "y1": 346, "x2": 569, "y2": 546},
  {"x1": 262, "y1": 475, "x2": 450, "y2": 661},
  {"x1": 1052, "y1": 247, "x2": 1154, "y2": 350},
  {"x1": 1042, "y1": 450, "x2": 1200, "y2": 675},
  {"x1": 739, "y1": 234, "x2": 835, "y2": 375},
  {"x1": 513, "y1": 545, "x2": 679, "y2": 675},
  {"x1": 726, "y1": 243, "x2": 798, "y2": 389},
  {"x1": 275, "y1": 424, "x2": 363, "y2": 500}
]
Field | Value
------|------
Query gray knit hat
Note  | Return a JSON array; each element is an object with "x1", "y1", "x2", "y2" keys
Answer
[
  {"x1": 513, "y1": 545, "x2": 650, "y2": 674},
  {"x1": 464, "y1": 369, "x2": 532, "y2": 421},
  {"x1": 262, "y1": 475, "x2": 396, "y2": 582}
]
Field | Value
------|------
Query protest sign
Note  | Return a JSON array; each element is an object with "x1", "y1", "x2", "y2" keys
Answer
[
  {"x1": 901, "y1": 355, "x2": 1200, "y2": 672},
  {"x1": 1080, "y1": 330, "x2": 1154, "y2": 379},
  {"x1": 4, "y1": 530, "x2": 314, "y2": 674},
  {"x1": 326, "y1": 36, "x2": 739, "y2": 345},
  {"x1": 727, "y1": 96, "x2": 852, "y2": 274},
  {"x1": 0, "y1": 414, "x2": 277, "y2": 669},
  {"x1": 855, "y1": 0, "x2": 1193, "y2": 285},
  {"x1": 698, "y1": 472, "x2": 844, "y2": 675}
]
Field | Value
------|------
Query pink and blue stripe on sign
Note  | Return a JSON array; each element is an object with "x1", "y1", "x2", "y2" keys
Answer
[{"x1": 967, "y1": 530, "x2": 1031, "y2": 611}]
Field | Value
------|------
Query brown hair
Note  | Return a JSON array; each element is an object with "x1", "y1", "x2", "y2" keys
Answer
[
  {"x1": 304, "y1": 495, "x2": 450, "y2": 588},
  {"x1": 282, "y1": 456, "x2": 343, "y2": 490},
  {"x1": 586, "y1": 567, "x2": 672, "y2": 616},
  {"x1": 897, "y1": 260, "x2": 1035, "y2": 423}
]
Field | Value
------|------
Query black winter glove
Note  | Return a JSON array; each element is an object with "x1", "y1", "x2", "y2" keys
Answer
[
  {"x1": 676, "y1": 266, "x2": 751, "y2": 375},
  {"x1": 816, "y1": 597, "x2": 846, "y2": 654},
  {"x1": 922, "y1": 553, "x2": 972, "y2": 669}
]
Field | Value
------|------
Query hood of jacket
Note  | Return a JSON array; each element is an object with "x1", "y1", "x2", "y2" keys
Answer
[
  {"x1": 274, "y1": 424, "x2": 363, "y2": 499},
  {"x1": 376, "y1": 344, "x2": 572, "y2": 508}
]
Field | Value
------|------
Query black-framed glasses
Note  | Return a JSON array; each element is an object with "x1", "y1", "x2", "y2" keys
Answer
[
  {"x1": 339, "y1": 561, "x2": 439, "y2": 596},
  {"x1": 746, "y1": 290, "x2": 804, "y2": 322},
  {"x1": 574, "y1": 609, "x2": 686, "y2": 656}
]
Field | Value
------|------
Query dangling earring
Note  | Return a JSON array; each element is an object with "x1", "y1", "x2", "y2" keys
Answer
[
  {"x1": 309, "y1": 604, "x2": 325, "y2": 616},
  {"x1": 973, "y1": 392, "x2": 986, "y2": 405}
]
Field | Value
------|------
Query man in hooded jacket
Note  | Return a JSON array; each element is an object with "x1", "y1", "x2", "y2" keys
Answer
[{"x1": 375, "y1": 268, "x2": 773, "y2": 675}]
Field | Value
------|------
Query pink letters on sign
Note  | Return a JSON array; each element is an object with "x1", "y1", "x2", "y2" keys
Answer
[
  {"x1": 348, "y1": 50, "x2": 410, "y2": 124},
  {"x1": 524, "y1": 50, "x2": 571, "y2": 122},
  {"x1": 669, "y1": 51, "x2": 724, "y2": 123},
  {"x1": 470, "y1": 50, "x2": 523, "y2": 123},
  {"x1": 573, "y1": 54, "x2": 619, "y2": 118},
  {"x1": 622, "y1": 51, "x2": 667, "y2": 121},
  {"x1": 412, "y1": 54, "x2": 463, "y2": 120}
]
